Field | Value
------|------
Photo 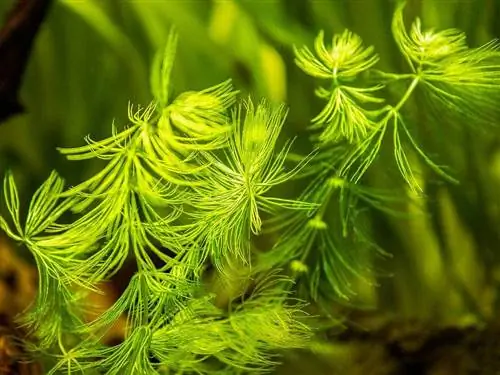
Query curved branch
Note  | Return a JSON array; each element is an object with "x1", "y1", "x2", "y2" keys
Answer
[{"x1": 0, "y1": 0, "x2": 53, "y2": 124}]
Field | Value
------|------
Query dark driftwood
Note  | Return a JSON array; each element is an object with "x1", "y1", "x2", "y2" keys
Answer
[{"x1": 0, "y1": 0, "x2": 53, "y2": 124}]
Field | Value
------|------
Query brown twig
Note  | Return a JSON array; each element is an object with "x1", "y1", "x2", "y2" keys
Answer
[{"x1": 0, "y1": 0, "x2": 53, "y2": 124}]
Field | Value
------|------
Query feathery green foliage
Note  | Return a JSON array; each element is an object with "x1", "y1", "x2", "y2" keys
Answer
[
  {"x1": 261, "y1": 0, "x2": 500, "y2": 303},
  {"x1": 0, "y1": 26, "x2": 312, "y2": 373},
  {"x1": 1, "y1": 1, "x2": 500, "y2": 373},
  {"x1": 294, "y1": 29, "x2": 384, "y2": 145},
  {"x1": 187, "y1": 98, "x2": 314, "y2": 273},
  {"x1": 294, "y1": 1, "x2": 500, "y2": 192}
]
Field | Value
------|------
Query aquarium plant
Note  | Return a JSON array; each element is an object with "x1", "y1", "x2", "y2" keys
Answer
[{"x1": 1, "y1": 2, "x2": 500, "y2": 373}]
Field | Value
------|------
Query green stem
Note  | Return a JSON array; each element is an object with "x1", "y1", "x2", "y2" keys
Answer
[
  {"x1": 372, "y1": 70, "x2": 414, "y2": 82},
  {"x1": 390, "y1": 76, "x2": 420, "y2": 115},
  {"x1": 298, "y1": 179, "x2": 342, "y2": 264}
]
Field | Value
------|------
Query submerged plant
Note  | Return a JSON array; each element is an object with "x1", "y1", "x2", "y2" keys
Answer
[
  {"x1": 0, "y1": 27, "x2": 312, "y2": 374},
  {"x1": 1, "y1": 2, "x2": 500, "y2": 374}
]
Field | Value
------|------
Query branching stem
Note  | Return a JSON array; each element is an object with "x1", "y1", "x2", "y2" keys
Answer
[{"x1": 390, "y1": 76, "x2": 420, "y2": 115}]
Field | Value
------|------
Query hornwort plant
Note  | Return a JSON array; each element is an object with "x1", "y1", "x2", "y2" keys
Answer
[{"x1": 1, "y1": 2, "x2": 500, "y2": 373}]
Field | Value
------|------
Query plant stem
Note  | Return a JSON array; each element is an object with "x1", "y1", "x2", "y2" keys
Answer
[
  {"x1": 299, "y1": 76, "x2": 421, "y2": 266},
  {"x1": 298, "y1": 178, "x2": 344, "y2": 265},
  {"x1": 390, "y1": 76, "x2": 420, "y2": 115}
]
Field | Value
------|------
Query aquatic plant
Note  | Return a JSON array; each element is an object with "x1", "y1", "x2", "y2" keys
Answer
[{"x1": 1, "y1": 2, "x2": 499, "y2": 373}]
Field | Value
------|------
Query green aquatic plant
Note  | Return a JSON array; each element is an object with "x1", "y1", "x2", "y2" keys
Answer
[
  {"x1": 262, "y1": 0, "x2": 500, "y2": 304},
  {"x1": 294, "y1": 1, "x2": 500, "y2": 191},
  {"x1": 0, "y1": 27, "x2": 312, "y2": 373},
  {"x1": 1, "y1": 2, "x2": 500, "y2": 374}
]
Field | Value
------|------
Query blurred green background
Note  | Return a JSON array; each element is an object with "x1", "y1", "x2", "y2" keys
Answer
[{"x1": 1, "y1": 0, "x2": 500, "y2": 366}]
